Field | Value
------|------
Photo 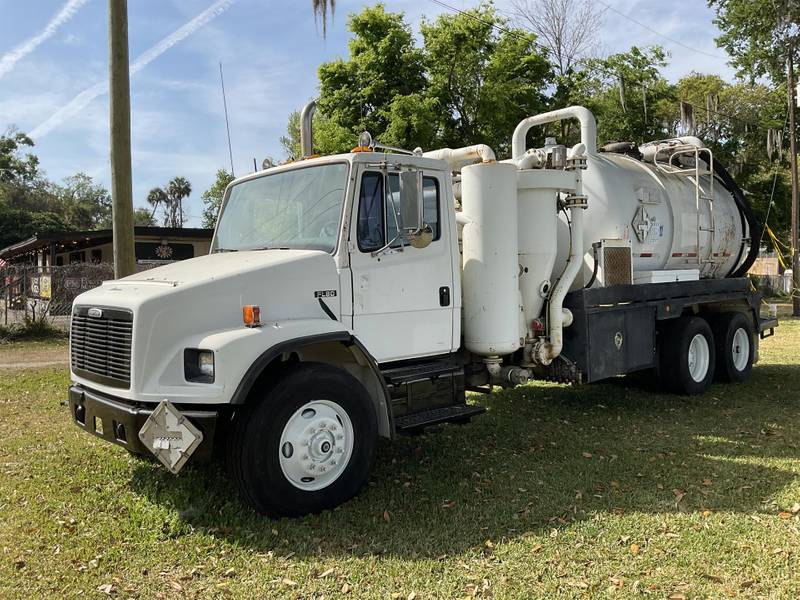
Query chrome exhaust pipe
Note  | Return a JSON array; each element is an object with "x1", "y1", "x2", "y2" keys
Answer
[{"x1": 300, "y1": 99, "x2": 317, "y2": 158}]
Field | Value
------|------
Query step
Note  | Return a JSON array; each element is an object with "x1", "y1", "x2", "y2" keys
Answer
[
  {"x1": 394, "y1": 404, "x2": 486, "y2": 433},
  {"x1": 381, "y1": 360, "x2": 462, "y2": 386}
]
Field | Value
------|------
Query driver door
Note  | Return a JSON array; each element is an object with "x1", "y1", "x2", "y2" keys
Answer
[{"x1": 347, "y1": 165, "x2": 455, "y2": 363}]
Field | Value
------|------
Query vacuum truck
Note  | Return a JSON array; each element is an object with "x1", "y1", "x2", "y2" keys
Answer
[{"x1": 66, "y1": 105, "x2": 777, "y2": 516}]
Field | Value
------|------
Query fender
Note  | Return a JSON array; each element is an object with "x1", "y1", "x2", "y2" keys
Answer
[{"x1": 229, "y1": 327, "x2": 394, "y2": 438}]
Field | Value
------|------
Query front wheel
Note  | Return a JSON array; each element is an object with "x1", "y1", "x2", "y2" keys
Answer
[{"x1": 226, "y1": 362, "x2": 377, "y2": 517}]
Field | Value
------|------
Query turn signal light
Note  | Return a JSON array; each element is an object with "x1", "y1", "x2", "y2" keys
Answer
[
  {"x1": 243, "y1": 305, "x2": 261, "y2": 328},
  {"x1": 531, "y1": 318, "x2": 545, "y2": 333}
]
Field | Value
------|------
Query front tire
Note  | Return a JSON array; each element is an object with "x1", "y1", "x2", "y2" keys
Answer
[
  {"x1": 658, "y1": 316, "x2": 715, "y2": 395},
  {"x1": 710, "y1": 312, "x2": 754, "y2": 383},
  {"x1": 226, "y1": 362, "x2": 377, "y2": 517}
]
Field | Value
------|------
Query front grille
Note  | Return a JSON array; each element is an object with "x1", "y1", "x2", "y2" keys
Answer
[{"x1": 70, "y1": 306, "x2": 133, "y2": 388}]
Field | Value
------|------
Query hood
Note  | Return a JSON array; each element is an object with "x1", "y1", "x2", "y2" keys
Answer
[{"x1": 72, "y1": 248, "x2": 342, "y2": 394}]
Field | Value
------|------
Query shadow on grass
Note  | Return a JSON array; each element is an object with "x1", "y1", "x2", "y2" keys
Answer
[{"x1": 129, "y1": 363, "x2": 800, "y2": 559}]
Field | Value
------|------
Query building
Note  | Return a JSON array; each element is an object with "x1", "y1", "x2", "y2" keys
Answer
[{"x1": 0, "y1": 226, "x2": 213, "y2": 267}]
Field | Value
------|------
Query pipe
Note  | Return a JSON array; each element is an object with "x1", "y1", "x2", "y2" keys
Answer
[
  {"x1": 502, "y1": 148, "x2": 546, "y2": 170},
  {"x1": 423, "y1": 144, "x2": 496, "y2": 169},
  {"x1": 534, "y1": 199, "x2": 586, "y2": 365},
  {"x1": 300, "y1": 99, "x2": 316, "y2": 158},
  {"x1": 512, "y1": 106, "x2": 597, "y2": 159}
]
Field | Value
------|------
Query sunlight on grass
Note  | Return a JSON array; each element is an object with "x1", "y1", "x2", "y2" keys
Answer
[{"x1": 0, "y1": 320, "x2": 798, "y2": 598}]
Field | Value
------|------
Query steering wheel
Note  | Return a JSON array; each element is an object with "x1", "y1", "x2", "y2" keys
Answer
[{"x1": 320, "y1": 221, "x2": 338, "y2": 239}]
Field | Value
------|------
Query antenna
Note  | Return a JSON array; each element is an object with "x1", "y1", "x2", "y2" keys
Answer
[{"x1": 219, "y1": 62, "x2": 235, "y2": 177}]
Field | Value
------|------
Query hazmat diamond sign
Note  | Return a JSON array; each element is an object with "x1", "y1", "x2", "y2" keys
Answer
[{"x1": 138, "y1": 400, "x2": 203, "y2": 474}]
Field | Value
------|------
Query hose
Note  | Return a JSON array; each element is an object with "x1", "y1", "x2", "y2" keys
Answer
[{"x1": 704, "y1": 159, "x2": 760, "y2": 278}]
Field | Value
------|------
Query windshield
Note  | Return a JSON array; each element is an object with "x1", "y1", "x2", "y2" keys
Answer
[{"x1": 213, "y1": 162, "x2": 349, "y2": 253}]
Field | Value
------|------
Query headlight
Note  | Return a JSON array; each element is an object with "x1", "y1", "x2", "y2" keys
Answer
[{"x1": 184, "y1": 349, "x2": 215, "y2": 383}]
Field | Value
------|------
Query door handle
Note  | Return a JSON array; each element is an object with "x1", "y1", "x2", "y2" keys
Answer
[{"x1": 439, "y1": 286, "x2": 450, "y2": 307}]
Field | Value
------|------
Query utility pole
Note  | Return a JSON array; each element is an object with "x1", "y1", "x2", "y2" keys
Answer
[
  {"x1": 109, "y1": 0, "x2": 136, "y2": 278},
  {"x1": 788, "y1": 46, "x2": 800, "y2": 316}
]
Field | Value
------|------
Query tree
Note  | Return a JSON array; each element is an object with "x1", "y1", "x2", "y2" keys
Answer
[
  {"x1": 201, "y1": 169, "x2": 235, "y2": 229},
  {"x1": 0, "y1": 204, "x2": 69, "y2": 250},
  {"x1": 0, "y1": 129, "x2": 39, "y2": 183},
  {"x1": 710, "y1": 0, "x2": 800, "y2": 314},
  {"x1": 511, "y1": 0, "x2": 603, "y2": 77},
  {"x1": 307, "y1": 4, "x2": 551, "y2": 158},
  {"x1": 146, "y1": 177, "x2": 192, "y2": 228},
  {"x1": 316, "y1": 4, "x2": 426, "y2": 152},
  {"x1": 54, "y1": 173, "x2": 112, "y2": 230},
  {"x1": 421, "y1": 4, "x2": 551, "y2": 154},
  {"x1": 133, "y1": 207, "x2": 155, "y2": 227},
  {"x1": 577, "y1": 46, "x2": 675, "y2": 144}
]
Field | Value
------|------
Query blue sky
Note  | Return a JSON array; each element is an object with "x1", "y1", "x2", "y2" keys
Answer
[{"x1": 0, "y1": 0, "x2": 736, "y2": 227}]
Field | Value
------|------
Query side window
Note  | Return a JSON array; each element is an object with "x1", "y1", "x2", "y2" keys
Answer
[
  {"x1": 356, "y1": 171, "x2": 441, "y2": 252},
  {"x1": 357, "y1": 172, "x2": 385, "y2": 252}
]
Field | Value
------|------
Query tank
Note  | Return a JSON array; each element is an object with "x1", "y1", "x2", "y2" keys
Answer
[
  {"x1": 553, "y1": 151, "x2": 747, "y2": 285},
  {"x1": 461, "y1": 162, "x2": 523, "y2": 356}
]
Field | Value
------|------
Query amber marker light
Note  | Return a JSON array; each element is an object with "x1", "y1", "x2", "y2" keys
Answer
[{"x1": 243, "y1": 305, "x2": 262, "y2": 327}]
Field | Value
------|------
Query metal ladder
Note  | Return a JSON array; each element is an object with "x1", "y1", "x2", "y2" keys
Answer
[{"x1": 651, "y1": 145, "x2": 717, "y2": 272}]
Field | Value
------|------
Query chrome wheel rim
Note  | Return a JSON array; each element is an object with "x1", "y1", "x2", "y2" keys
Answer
[
  {"x1": 731, "y1": 327, "x2": 750, "y2": 371},
  {"x1": 279, "y1": 400, "x2": 354, "y2": 491},
  {"x1": 687, "y1": 333, "x2": 710, "y2": 383}
]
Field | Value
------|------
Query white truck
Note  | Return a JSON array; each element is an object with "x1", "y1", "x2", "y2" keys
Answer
[{"x1": 67, "y1": 105, "x2": 777, "y2": 516}]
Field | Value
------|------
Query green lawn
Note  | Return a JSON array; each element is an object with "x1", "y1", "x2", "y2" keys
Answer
[{"x1": 1, "y1": 320, "x2": 799, "y2": 598}]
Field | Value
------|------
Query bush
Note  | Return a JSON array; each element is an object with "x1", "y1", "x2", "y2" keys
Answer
[{"x1": 0, "y1": 317, "x2": 67, "y2": 343}]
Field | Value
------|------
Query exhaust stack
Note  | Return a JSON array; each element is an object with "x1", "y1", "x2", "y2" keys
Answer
[{"x1": 300, "y1": 100, "x2": 317, "y2": 158}]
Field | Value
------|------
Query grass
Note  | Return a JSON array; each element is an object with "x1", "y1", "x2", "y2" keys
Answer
[
  {"x1": 1, "y1": 320, "x2": 799, "y2": 598},
  {"x1": 0, "y1": 318, "x2": 67, "y2": 343}
]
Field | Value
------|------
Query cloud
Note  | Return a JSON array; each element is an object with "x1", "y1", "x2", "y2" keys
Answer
[
  {"x1": 29, "y1": 0, "x2": 236, "y2": 140},
  {"x1": 0, "y1": 0, "x2": 91, "y2": 80}
]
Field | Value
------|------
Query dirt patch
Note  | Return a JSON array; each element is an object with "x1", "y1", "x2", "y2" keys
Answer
[{"x1": 0, "y1": 342, "x2": 69, "y2": 370}]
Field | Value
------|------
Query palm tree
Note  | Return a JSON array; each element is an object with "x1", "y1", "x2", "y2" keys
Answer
[
  {"x1": 167, "y1": 177, "x2": 192, "y2": 228},
  {"x1": 312, "y1": 0, "x2": 335, "y2": 36},
  {"x1": 146, "y1": 187, "x2": 168, "y2": 222}
]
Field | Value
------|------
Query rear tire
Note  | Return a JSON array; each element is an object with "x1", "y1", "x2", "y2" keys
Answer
[
  {"x1": 226, "y1": 362, "x2": 377, "y2": 517},
  {"x1": 658, "y1": 316, "x2": 715, "y2": 395},
  {"x1": 710, "y1": 312, "x2": 754, "y2": 383}
]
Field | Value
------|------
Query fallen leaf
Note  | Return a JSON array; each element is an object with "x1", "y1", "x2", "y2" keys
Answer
[
  {"x1": 609, "y1": 576, "x2": 624, "y2": 588},
  {"x1": 97, "y1": 583, "x2": 114, "y2": 595},
  {"x1": 531, "y1": 544, "x2": 543, "y2": 553},
  {"x1": 341, "y1": 583, "x2": 351, "y2": 594},
  {"x1": 223, "y1": 568, "x2": 236, "y2": 577},
  {"x1": 673, "y1": 489, "x2": 685, "y2": 506},
  {"x1": 791, "y1": 503, "x2": 800, "y2": 515},
  {"x1": 668, "y1": 594, "x2": 686, "y2": 600},
  {"x1": 282, "y1": 578, "x2": 298, "y2": 587},
  {"x1": 318, "y1": 568, "x2": 335, "y2": 579},
  {"x1": 582, "y1": 452, "x2": 593, "y2": 459},
  {"x1": 383, "y1": 510, "x2": 390, "y2": 523},
  {"x1": 779, "y1": 512, "x2": 792, "y2": 520},
  {"x1": 407, "y1": 593, "x2": 417, "y2": 600},
  {"x1": 740, "y1": 580, "x2": 755, "y2": 589},
  {"x1": 630, "y1": 543, "x2": 640, "y2": 555},
  {"x1": 702, "y1": 573, "x2": 723, "y2": 583}
]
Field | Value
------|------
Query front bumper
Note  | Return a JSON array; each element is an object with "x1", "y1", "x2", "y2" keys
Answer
[{"x1": 67, "y1": 385, "x2": 219, "y2": 461}]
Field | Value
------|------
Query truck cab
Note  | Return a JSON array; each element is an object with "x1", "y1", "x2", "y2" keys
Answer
[{"x1": 67, "y1": 147, "x2": 476, "y2": 516}]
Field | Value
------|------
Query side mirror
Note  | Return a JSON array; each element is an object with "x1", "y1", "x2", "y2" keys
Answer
[{"x1": 399, "y1": 170, "x2": 423, "y2": 233}]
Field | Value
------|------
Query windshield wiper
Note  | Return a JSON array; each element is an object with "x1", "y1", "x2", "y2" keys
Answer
[
  {"x1": 214, "y1": 248, "x2": 238, "y2": 253},
  {"x1": 250, "y1": 246, "x2": 291, "y2": 251}
]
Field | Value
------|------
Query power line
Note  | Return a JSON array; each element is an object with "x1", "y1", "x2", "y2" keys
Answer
[{"x1": 595, "y1": 0, "x2": 728, "y2": 60}]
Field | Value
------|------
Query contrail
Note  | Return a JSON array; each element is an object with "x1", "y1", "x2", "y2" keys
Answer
[
  {"x1": 30, "y1": 0, "x2": 235, "y2": 140},
  {"x1": 0, "y1": 0, "x2": 91, "y2": 80}
]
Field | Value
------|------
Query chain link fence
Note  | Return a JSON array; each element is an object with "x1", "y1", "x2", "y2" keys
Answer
[{"x1": 0, "y1": 263, "x2": 156, "y2": 330}]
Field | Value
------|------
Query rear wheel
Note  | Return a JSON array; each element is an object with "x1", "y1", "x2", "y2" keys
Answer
[
  {"x1": 710, "y1": 312, "x2": 754, "y2": 383},
  {"x1": 658, "y1": 316, "x2": 715, "y2": 395},
  {"x1": 226, "y1": 362, "x2": 377, "y2": 517}
]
